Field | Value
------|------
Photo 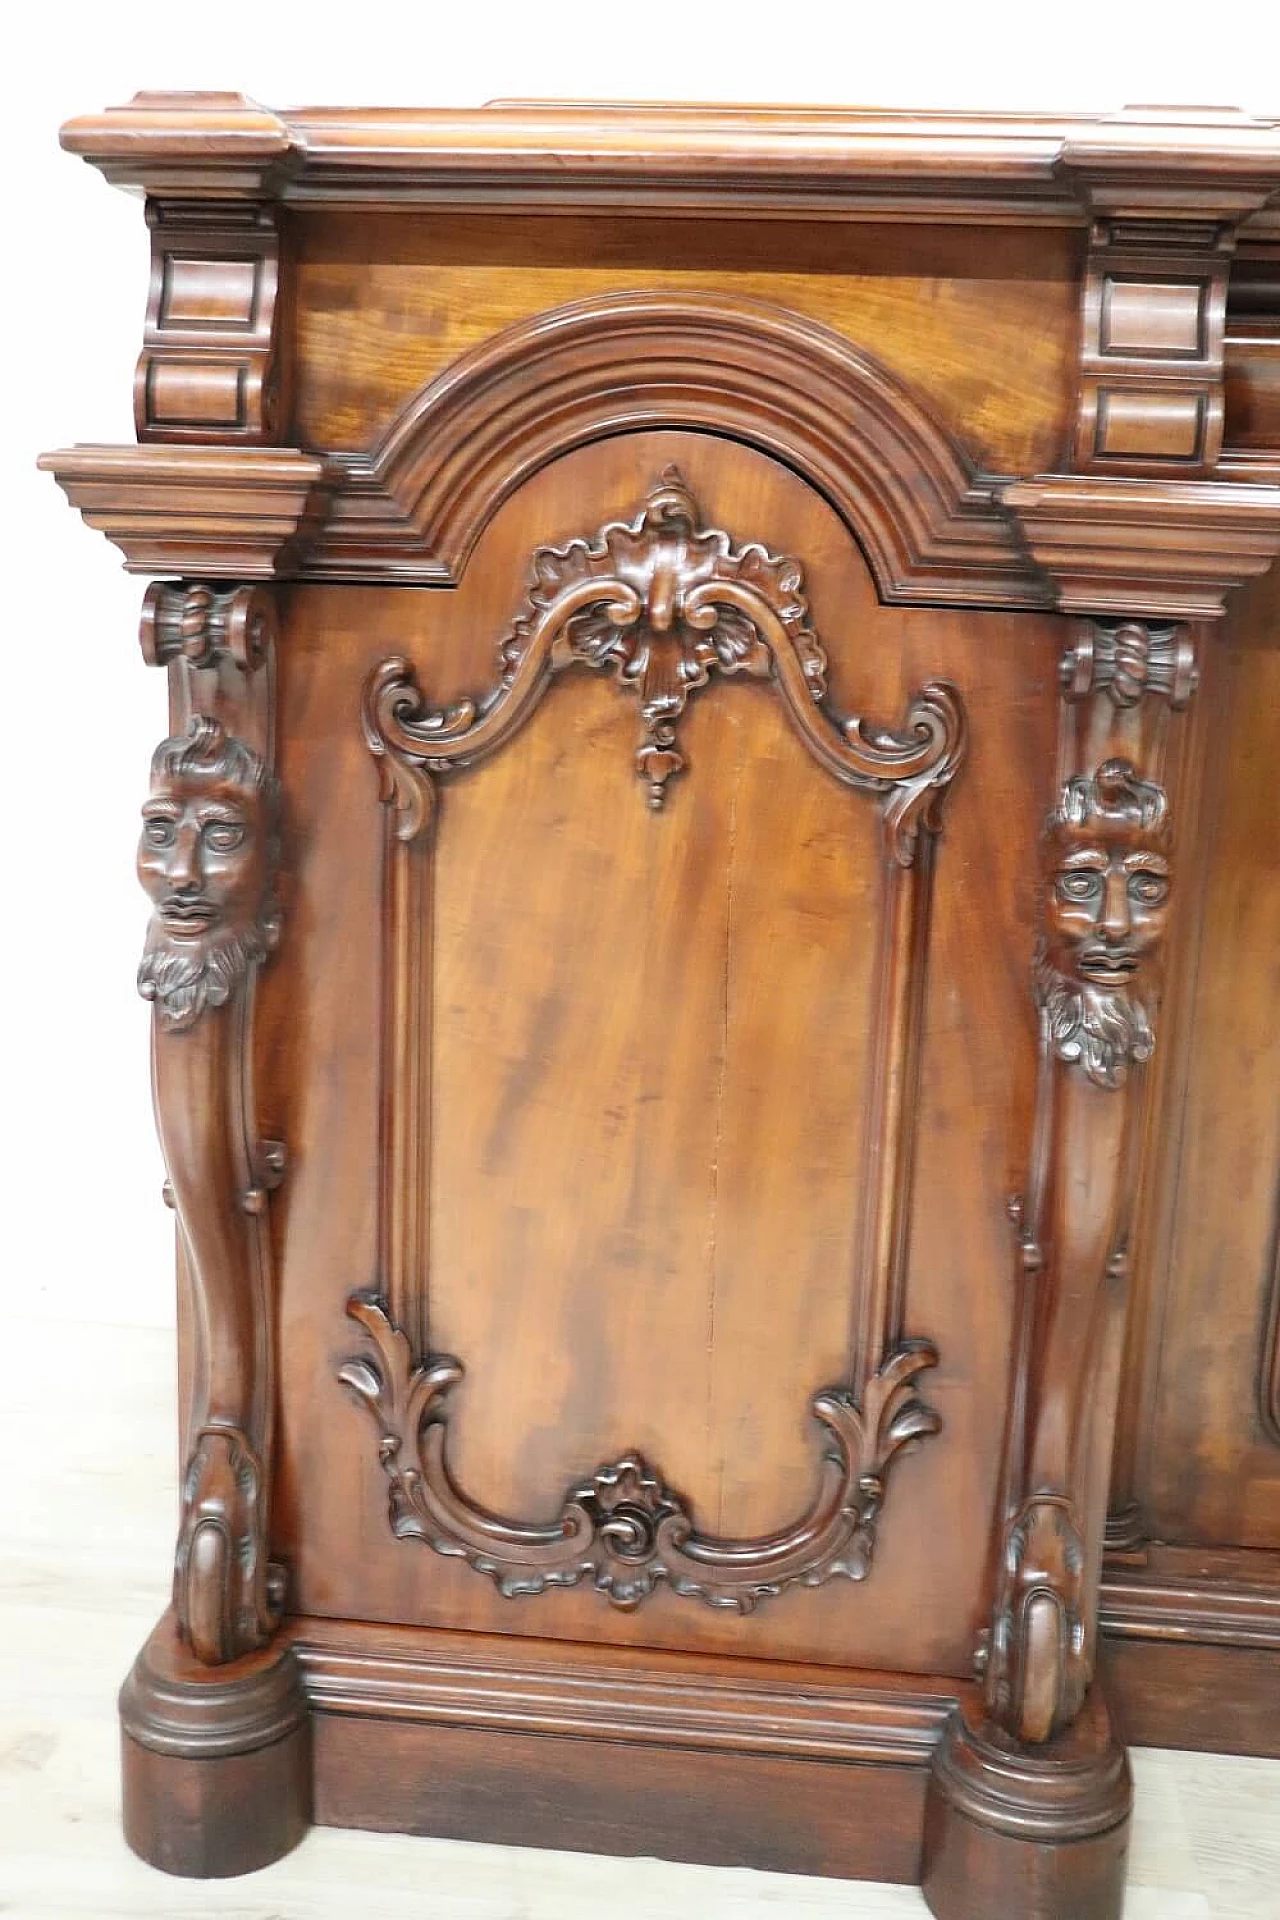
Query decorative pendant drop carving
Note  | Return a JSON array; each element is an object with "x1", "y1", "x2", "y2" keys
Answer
[{"x1": 343, "y1": 471, "x2": 969, "y2": 1610}]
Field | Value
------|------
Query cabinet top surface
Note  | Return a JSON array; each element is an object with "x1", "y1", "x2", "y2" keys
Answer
[{"x1": 59, "y1": 93, "x2": 1280, "y2": 228}]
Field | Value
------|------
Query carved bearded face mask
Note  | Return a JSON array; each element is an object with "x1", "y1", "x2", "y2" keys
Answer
[
  {"x1": 137, "y1": 717, "x2": 280, "y2": 1030},
  {"x1": 1035, "y1": 759, "x2": 1171, "y2": 1089},
  {"x1": 1044, "y1": 811, "x2": 1171, "y2": 990}
]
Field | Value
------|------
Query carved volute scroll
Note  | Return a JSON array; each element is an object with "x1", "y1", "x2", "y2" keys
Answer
[
  {"x1": 342, "y1": 470, "x2": 967, "y2": 1611},
  {"x1": 984, "y1": 615, "x2": 1192, "y2": 1742},
  {"x1": 137, "y1": 584, "x2": 286, "y2": 1664}
]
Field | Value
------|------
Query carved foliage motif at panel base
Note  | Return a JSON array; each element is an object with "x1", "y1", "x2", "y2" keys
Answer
[
  {"x1": 344, "y1": 473, "x2": 968, "y2": 1611},
  {"x1": 137, "y1": 583, "x2": 287, "y2": 1667},
  {"x1": 341, "y1": 1295, "x2": 941, "y2": 1613}
]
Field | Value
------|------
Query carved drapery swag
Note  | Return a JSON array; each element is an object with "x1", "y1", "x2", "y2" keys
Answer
[
  {"x1": 341, "y1": 470, "x2": 967, "y2": 1612},
  {"x1": 136, "y1": 588, "x2": 287, "y2": 1666}
]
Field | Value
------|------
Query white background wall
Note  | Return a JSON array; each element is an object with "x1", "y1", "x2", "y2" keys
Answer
[{"x1": 5, "y1": 3, "x2": 1280, "y2": 1328}]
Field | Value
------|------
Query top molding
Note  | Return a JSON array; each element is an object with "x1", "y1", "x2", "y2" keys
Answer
[{"x1": 59, "y1": 94, "x2": 1280, "y2": 228}]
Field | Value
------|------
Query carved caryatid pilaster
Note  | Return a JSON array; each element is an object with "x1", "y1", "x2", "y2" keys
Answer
[
  {"x1": 137, "y1": 585, "x2": 286, "y2": 1665},
  {"x1": 343, "y1": 471, "x2": 967, "y2": 1611},
  {"x1": 984, "y1": 617, "x2": 1188, "y2": 1743}
]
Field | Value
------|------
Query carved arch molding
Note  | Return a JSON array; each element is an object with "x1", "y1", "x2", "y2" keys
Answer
[{"x1": 340, "y1": 466, "x2": 968, "y2": 1612}]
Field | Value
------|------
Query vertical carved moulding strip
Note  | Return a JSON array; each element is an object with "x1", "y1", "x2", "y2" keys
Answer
[
  {"x1": 363, "y1": 692, "x2": 434, "y2": 1359},
  {"x1": 1263, "y1": 1211, "x2": 1280, "y2": 1448},
  {"x1": 137, "y1": 580, "x2": 287, "y2": 1664},
  {"x1": 344, "y1": 469, "x2": 967, "y2": 1612},
  {"x1": 984, "y1": 616, "x2": 1196, "y2": 1743}
]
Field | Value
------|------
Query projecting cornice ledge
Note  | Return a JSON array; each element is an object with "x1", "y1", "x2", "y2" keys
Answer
[
  {"x1": 1003, "y1": 474, "x2": 1280, "y2": 619},
  {"x1": 56, "y1": 94, "x2": 1280, "y2": 225},
  {"x1": 37, "y1": 445, "x2": 333, "y2": 578}
]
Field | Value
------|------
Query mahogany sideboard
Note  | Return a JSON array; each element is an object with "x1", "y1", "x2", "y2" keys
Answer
[{"x1": 41, "y1": 96, "x2": 1280, "y2": 1919}]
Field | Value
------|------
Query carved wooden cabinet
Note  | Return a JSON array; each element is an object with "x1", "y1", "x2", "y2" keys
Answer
[{"x1": 41, "y1": 96, "x2": 1280, "y2": 1919}]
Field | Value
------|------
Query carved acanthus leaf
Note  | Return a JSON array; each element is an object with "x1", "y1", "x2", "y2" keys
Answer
[
  {"x1": 363, "y1": 470, "x2": 965, "y2": 852},
  {"x1": 340, "y1": 1294, "x2": 939, "y2": 1613}
]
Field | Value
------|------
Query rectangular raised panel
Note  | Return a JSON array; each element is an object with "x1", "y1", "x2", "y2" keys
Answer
[
  {"x1": 1100, "y1": 278, "x2": 1207, "y2": 360},
  {"x1": 429, "y1": 678, "x2": 875, "y2": 1533},
  {"x1": 146, "y1": 358, "x2": 246, "y2": 427},
  {"x1": 1094, "y1": 388, "x2": 1207, "y2": 461},
  {"x1": 159, "y1": 253, "x2": 261, "y2": 329}
]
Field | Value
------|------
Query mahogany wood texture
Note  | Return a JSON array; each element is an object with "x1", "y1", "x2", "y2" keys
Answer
[{"x1": 40, "y1": 95, "x2": 1280, "y2": 1920}]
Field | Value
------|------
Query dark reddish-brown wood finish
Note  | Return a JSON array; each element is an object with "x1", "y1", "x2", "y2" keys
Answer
[{"x1": 40, "y1": 94, "x2": 1280, "y2": 1920}]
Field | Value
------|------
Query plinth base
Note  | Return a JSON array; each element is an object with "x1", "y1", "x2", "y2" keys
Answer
[
  {"x1": 922, "y1": 1690, "x2": 1131, "y2": 1920},
  {"x1": 119, "y1": 1612, "x2": 311, "y2": 1877}
]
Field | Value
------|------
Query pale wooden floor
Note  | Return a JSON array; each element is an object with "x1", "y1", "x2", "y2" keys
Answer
[{"x1": 3, "y1": 1320, "x2": 1277, "y2": 1919}]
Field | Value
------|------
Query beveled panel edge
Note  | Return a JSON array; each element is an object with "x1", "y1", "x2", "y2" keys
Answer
[
  {"x1": 56, "y1": 96, "x2": 1280, "y2": 228},
  {"x1": 287, "y1": 1616, "x2": 962, "y2": 1764}
]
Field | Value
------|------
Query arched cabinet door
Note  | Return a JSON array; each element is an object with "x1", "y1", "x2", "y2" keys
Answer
[{"x1": 271, "y1": 361, "x2": 1057, "y2": 1678}]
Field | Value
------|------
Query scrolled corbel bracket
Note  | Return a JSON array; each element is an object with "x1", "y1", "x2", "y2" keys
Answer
[
  {"x1": 982, "y1": 609, "x2": 1193, "y2": 1748},
  {"x1": 1056, "y1": 109, "x2": 1280, "y2": 477},
  {"x1": 57, "y1": 91, "x2": 299, "y2": 447},
  {"x1": 136, "y1": 580, "x2": 287, "y2": 1667}
]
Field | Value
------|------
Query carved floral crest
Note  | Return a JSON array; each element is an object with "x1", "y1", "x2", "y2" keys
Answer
[
  {"x1": 364, "y1": 469, "x2": 965, "y2": 862},
  {"x1": 498, "y1": 466, "x2": 826, "y2": 807}
]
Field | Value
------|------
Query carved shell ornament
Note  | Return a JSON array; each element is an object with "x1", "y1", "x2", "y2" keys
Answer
[{"x1": 500, "y1": 465, "x2": 821, "y2": 808}]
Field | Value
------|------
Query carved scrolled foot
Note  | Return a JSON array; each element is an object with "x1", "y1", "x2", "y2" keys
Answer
[
  {"x1": 922, "y1": 1690, "x2": 1131, "y2": 1920},
  {"x1": 173, "y1": 1426, "x2": 284, "y2": 1665},
  {"x1": 119, "y1": 1613, "x2": 310, "y2": 1878}
]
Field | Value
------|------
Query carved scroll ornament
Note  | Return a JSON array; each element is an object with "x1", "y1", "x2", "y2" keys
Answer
[
  {"x1": 985, "y1": 620, "x2": 1185, "y2": 1744},
  {"x1": 342, "y1": 1298, "x2": 939, "y2": 1612},
  {"x1": 363, "y1": 466, "x2": 965, "y2": 857},
  {"x1": 139, "y1": 692, "x2": 285, "y2": 1663},
  {"x1": 342, "y1": 471, "x2": 967, "y2": 1612}
]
